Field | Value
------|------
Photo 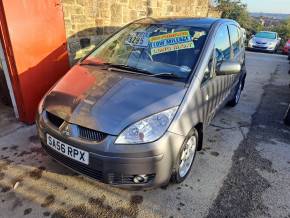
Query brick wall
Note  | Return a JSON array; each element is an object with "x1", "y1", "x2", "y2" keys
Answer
[{"x1": 61, "y1": 0, "x2": 219, "y2": 64}]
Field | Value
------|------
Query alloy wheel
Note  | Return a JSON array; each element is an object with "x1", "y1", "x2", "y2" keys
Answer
[{"x1": 179, "y1": 135, "x2": 197, "y2": 178}]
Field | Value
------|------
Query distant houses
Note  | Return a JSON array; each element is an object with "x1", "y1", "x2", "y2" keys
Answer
[{"x1": 250, "y1": 13, "x2": 289, "y2": 30}]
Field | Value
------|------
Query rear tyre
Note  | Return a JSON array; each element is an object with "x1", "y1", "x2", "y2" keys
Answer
[
  {"x1": 171, "y1": 128, "x2": 198, "y2": 184},
  {"x1": 228, "y1": 80, "x2": 243, "y2": 107}
]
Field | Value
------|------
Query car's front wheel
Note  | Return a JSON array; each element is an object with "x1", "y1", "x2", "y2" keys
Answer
[
  {"x1": 171, "y1": 129, "x2": 198, "y2": 183},
  {"x1": 228, "y1": 80, "x2": 243, "y2": 107}
]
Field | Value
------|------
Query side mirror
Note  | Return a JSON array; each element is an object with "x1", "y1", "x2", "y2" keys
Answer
[
  {"x1": 278, "y1": 37, "x2": 281, "y2": 41},
  {"x1": 217, "y1": 61, "x2": 241, "y2": 76}
]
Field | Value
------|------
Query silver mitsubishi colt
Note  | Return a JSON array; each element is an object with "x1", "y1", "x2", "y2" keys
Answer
[{"x1": 36, "y1": 17, "x2": 246, "y2": 189}]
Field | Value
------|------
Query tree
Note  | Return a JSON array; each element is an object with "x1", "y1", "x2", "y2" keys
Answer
[
  {"x1": 215, "y1": 0, "x2": 252, "y2": 29},
  {"x1": 215, "y1": 0, "x2": 265, "y2": 36},
  {"x1": 249, "y1": 19, "x2": 264, "y2": 34},
  {"x1": 271, "y1": 18, "x2": 290, "y2": 42},
  {"x1": 214, "y1": 0, "x2": 290, "y2": 44}
]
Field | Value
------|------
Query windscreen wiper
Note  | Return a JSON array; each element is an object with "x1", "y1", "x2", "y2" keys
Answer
[
  {"x1": 80, "y1": 61, "x2": 181, "y2": 80},
  {"x1": 150, "y1": 72, "x2": 181, "y2": 79},
  {"x1": 79, "y1": 62, "x2": 100, "y2": 66},
  {"x1": 106, "y1": 63, "x2": 153, "y2": 76},
  {"x1": 79, "y1": 61, "x2": 153, "y2": 76},
  {"x1": 79, "y1": 60, "x2": 107, "y2": 66}
]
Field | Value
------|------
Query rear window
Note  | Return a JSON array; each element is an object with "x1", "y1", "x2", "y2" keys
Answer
[
  {"x1": 255, "y1": 32, "x2": 276, "y2": 40},
  {"x1": 87, "y1": 23, "x2": 208, "y2": 81}
]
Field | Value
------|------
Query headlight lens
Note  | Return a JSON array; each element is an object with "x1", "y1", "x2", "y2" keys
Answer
[
  {"x1": 115, "y1": 107, "x2": 178, "y2": 144},
  {"x1": 268, "y1": 42, "x2": 275, "y2": 46}
]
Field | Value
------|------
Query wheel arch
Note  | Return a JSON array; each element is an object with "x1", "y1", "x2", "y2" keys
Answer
[
  {"x1": 240, "y1": 64, "x2": 247, "y2": 90},
  {"x1": 195, "y1": 123, "x2": 204, "y2": 151}
]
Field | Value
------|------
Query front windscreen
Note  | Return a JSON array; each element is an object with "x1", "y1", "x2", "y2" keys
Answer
[
  {"x1": 255, "y1": 32, "x2": 276, "y2": 40},
  {"x1": 87, "y1": 23, "x2": 208, "y2": 81}
]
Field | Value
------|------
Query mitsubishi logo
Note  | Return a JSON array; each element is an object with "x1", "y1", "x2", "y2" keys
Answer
[{"x1": 59, "y1": 122, "x2": 70, "y2": 137}]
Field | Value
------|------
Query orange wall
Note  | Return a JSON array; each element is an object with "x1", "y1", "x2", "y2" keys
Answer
[{"x1": 2, "y1": 0, "x2": 70, "y2": 123}]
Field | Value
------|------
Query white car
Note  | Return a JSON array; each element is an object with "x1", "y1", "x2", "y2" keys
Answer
[{"x1": 248, "y1": 31, "x2": 281, "y2": 53}]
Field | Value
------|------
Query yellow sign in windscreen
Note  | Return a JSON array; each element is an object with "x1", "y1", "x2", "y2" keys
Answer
[{"x1": 149, "y1": 31, "x2": 194, "y2": 55}]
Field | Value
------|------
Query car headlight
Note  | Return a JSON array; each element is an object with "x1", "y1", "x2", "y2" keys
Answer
[
  {"x1": 268, "y1": 42, "x2": 275, "y2": 47},
  {"x1": 115, "y1": 107, "x2": 178, "y2": 144}
]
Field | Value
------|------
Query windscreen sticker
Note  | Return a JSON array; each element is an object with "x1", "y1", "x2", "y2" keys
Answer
[
  {"x1": 149, "y1": 31, "x2": 194, "y2": 55},
  {"x1": 125, "y1": 31, "x2": 149, "y2": 48}
]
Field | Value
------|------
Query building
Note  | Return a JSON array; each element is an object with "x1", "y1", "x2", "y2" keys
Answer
[{"x1": 0, "y1": 0, "x2": 220, "y2": 124}]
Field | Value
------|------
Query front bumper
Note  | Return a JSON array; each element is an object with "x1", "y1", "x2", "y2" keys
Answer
[
  {"x1": 36, "y1": 112, "x2": 185, "y2": 189},
  {"x1": 247, "y1": 44, "x2": 276, "y2": 52}
]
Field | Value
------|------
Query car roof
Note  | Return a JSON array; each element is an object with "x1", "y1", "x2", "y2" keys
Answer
[{"x1": 134, "y1": 17, "x2": 236, "y2": 30}]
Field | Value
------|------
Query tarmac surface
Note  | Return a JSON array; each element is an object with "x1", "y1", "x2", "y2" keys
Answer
[{"x1": 0, "y1": 51, "x2": 289, "y2": 218}]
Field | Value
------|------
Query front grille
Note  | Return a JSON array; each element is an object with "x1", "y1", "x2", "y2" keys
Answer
[
  {"x1": 43, "y1": 144, "x2": 104, "y2": 181},
  {"x1": 78, "y1": 126, "x2": 107, "y2": 142},
  {"x1": 46, "y1": 111, "x2": 64, "y2": 128},
  {"x1": 253, "y1": 46, "x2": 267, "y2": 49},
  {"x1": 45, "y1": 111, "x2": 107, "y2": 142}
]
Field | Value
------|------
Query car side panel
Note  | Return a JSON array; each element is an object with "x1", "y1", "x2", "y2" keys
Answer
[
  {"x1": 169, "y1": 21, "x2": 245, "y2": 137},
  {"x1": 168, "y1": 22, "x2": 221, "y2": 136}
]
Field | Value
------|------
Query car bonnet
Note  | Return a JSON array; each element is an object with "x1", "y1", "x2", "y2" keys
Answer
[{"x1": 43, "y1": 65, "x2": 187, "y2": 135}]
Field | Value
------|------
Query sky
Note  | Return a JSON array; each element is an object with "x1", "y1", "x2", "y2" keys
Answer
[{"x1": 241, "y1": 0, "x2": 290, "y2": 14}]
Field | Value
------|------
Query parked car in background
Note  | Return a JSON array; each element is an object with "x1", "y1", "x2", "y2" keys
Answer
[
  {"x1": 248, "y1": 31, "x2": 281, "y2": 53},
  {"x1": 283, "y1": 39, "x2": 290, "y2": 55},
  {"x1": 36, "y1": 17, "x2": 246, "y2": 189}
]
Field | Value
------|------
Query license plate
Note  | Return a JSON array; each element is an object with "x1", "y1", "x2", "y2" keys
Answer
[{"x1": 46, "y1": 134, "x2": 89, "y2": 165}]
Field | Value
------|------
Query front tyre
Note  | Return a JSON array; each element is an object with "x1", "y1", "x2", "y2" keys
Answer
[
  {"x1": 228, "y1": 80, "x2": 243, "y2": 107},
  {"x1": 171, "y1": 128, "x2": 198, "y2": 184}
]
